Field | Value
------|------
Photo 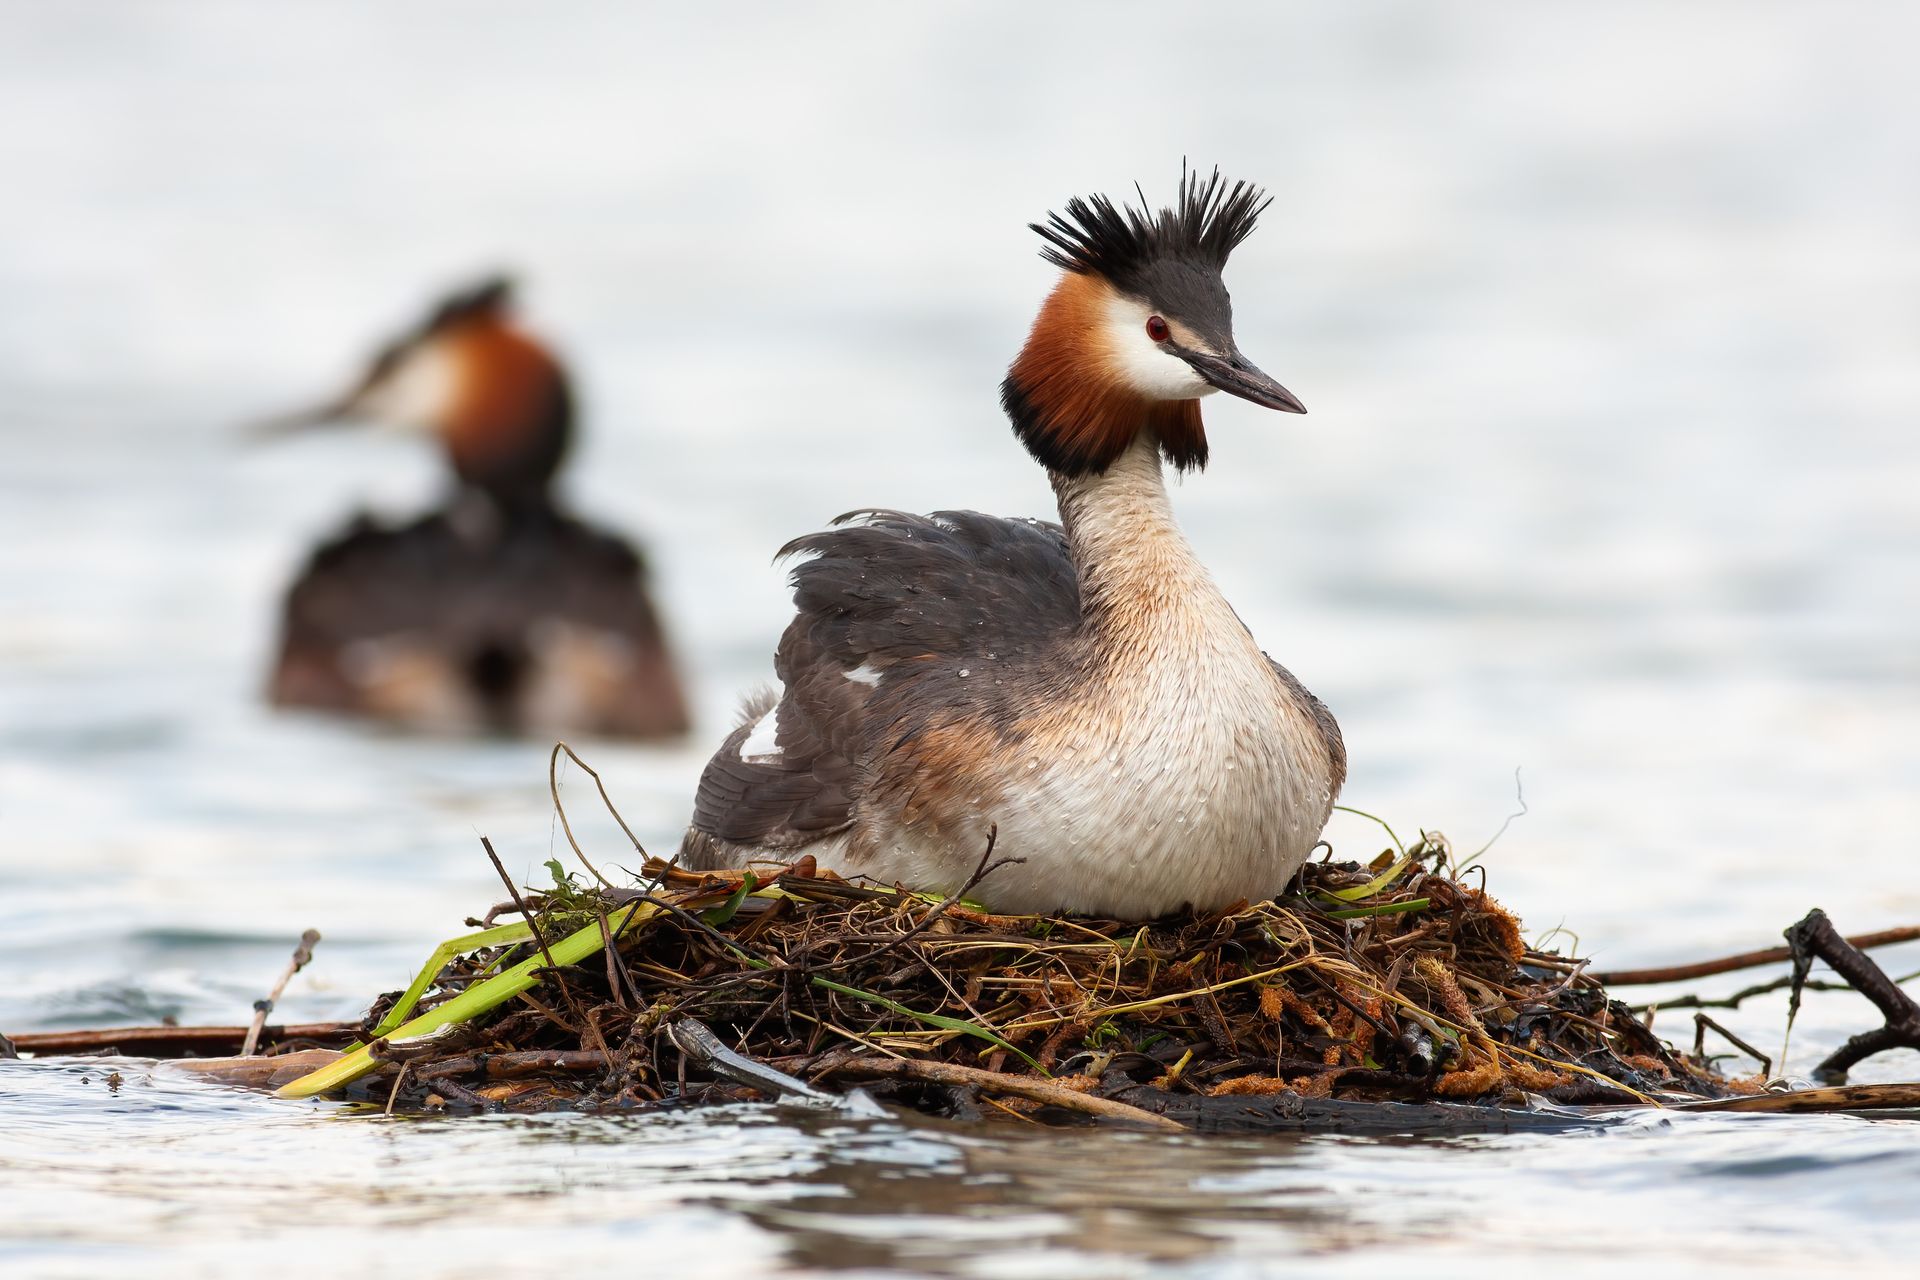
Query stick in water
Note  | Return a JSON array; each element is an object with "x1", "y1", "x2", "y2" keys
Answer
[
  {"x1": 1590, "y1": 924, "x2": 1920, "y2": 986},
  {"x1": 241, "y1": 930, "x2": 322, "y2": 1058},
  {"x1": 819, "y1": 1055, "x2": 1187, "y2": 1131}
]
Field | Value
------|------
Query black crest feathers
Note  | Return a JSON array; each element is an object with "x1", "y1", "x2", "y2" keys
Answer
[
  {"x1": 1030, "y1": 164, "x2": 1270, "y2": 292},
  {"x1": 429, "y1": 275, "x2": 516, "y2": 331},
  {"x1": 366, "y1": 275, "x2": 516, "y2": 380}
]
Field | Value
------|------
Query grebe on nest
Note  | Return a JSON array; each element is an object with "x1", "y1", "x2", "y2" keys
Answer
[
  {"x1": 259, "y1": 277, "x2": 690, "y2": 739},
  {"x1": 681, "y1": 169, "x2": 1343, "y2": 918}
]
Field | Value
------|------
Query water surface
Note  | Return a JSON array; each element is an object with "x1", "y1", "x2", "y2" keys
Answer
[{"x1": 2, "y1": 3, "x2": 1917, "y2": 1275}]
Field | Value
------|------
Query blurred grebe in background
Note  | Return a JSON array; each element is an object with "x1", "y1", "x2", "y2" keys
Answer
[
  {"x1": 255, "y1": 276, "x2": 691, "y2": 740},
  {"x1": 680, "y1": 169, "x2": 1343, "y2": 918}
]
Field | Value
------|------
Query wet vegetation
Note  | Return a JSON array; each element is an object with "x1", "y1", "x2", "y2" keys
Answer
[{"x1": 271, "y1": 834, "x2": 1738, "y2": 1123}]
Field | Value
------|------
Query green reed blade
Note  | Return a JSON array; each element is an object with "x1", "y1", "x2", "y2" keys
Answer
[
  {"x1": 1321, "y1": 897, "x2": 1430, "y2": 921},
  {"x1": 362, "y1": 920, "x2": 538, "y2": 1043},
  {"x1": 1322, "y1": 854, "x2": 1416, "y2": 903},
  {"x1": 276, "y1": 906, "x2": 661, "y2": 1101},
  {"x1": 809, "y1": 976, "x2": 1045, "y2": 1074}
]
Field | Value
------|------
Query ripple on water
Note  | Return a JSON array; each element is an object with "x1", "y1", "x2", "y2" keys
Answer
[{"x1": 4, "y1": 1064, "x2": 1918, "y2": 1278}]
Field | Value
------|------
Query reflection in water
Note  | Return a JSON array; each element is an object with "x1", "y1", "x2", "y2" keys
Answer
[{"x1": 750, "y1": 1123, "x2": 1330, "y2": 1273}]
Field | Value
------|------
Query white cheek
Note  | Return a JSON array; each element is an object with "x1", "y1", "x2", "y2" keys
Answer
[
  {"x1": 360, "y1": 342, "x2": 459, "y2": 432},
  {"x1": 1103, "y1": 296, "x2": 1215, "y2": 400}
]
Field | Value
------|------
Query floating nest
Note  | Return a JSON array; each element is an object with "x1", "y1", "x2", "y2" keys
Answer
[
  {"x1": 14, "y1": 755, "x2": 1913, "y2": 1128},
  {"x1": 252, "y1": 827, "x2": 1769, "y2": 1128},
  {"x1": 15, "y1": 803, "x2": 1920, "y2": 1129}
]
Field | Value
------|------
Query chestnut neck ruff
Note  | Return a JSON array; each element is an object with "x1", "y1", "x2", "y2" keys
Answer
[{"x1": 1001, "y1": 272, "x2": 1207, "y2": 478}]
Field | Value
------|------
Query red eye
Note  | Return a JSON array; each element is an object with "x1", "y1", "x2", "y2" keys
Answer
[{"x1": 1145, "y1": 315, "x2": 1171, "y2": 343}]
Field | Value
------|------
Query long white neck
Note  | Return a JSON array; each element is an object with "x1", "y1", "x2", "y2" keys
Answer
[{"x1": 1050, "y1": 431, "x2": 1240, "y2": 654}]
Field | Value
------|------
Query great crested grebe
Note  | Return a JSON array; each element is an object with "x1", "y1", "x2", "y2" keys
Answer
[
  {"x1": 681, "y1": 169, "x2": 1344, "y2": 918},
  {"x1": 259, "y1": 277, "x2": 691, "y2": 739}
]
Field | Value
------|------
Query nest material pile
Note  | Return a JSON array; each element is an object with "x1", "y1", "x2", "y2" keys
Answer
[{"x1": 321, "y1": 834, "x2": 1737, "y2": 1119}]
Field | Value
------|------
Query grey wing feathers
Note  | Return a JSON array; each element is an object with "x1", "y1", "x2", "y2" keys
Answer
[
  {"x1": 689, "y1": 690, "x2": 855, "y2": 846},
  {"x1": 777, "y1": 509, "x2": 1080, "y2": 673},
  {"x1": 1267, "y1": 655, "x2": 1347, "y2": 795},
  {"x1": 687, "y1": 510, "x2": 1083, "y2": 849}
]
